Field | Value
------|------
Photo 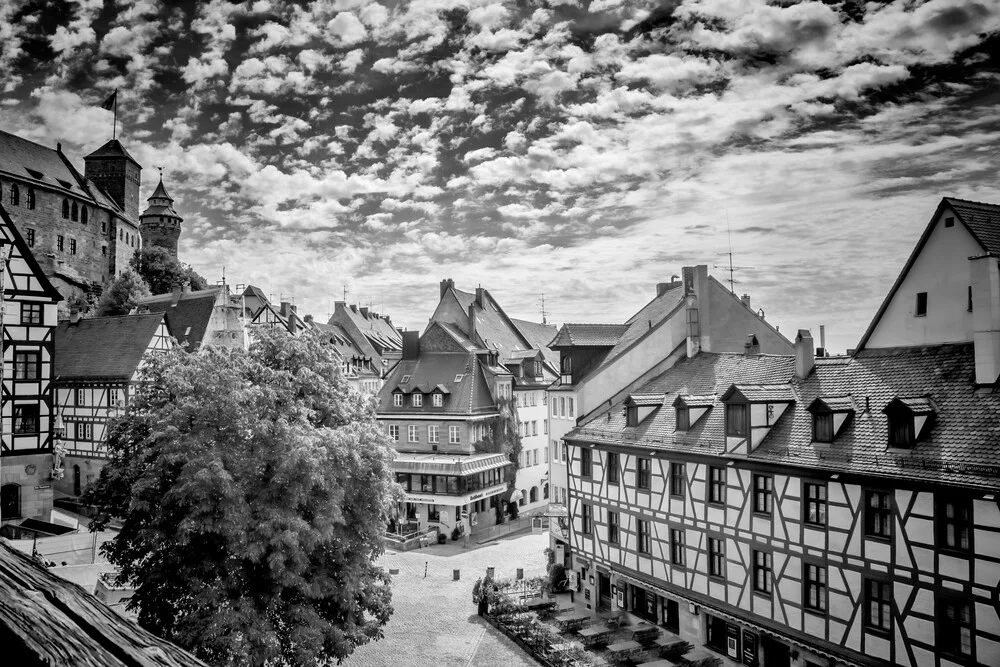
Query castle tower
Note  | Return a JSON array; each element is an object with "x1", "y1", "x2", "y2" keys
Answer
[
  {"x1": 139, "y1": 175, "x2": 183, "y2": 258},
  {"x1": 83, "y1": 139, "x2": 142, "y2": 224}
]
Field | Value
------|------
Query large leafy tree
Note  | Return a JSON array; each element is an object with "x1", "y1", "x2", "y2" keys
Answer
[
  {"x1": 94, "y1": 270, "x2": 151, "y2": 317},
  {"x1": 88, "y1": 327, "x2": 401, "y2": 666},
  {"x1": 130, "y1": 246, "x2": 209, "y2": 294}
]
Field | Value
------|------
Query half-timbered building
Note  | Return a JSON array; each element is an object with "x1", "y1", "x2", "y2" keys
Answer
[
  {"x1": 52, "y1": 312, "x2": 173, "y2": 498},
  {"x1": 562, "y1": 200, "x2": 1000, "y2": 667},
  {"x1": 0, "y1": 203, "x2": 62, "y2": 526}
]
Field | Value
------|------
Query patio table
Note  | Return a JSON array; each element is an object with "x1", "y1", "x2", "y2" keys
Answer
[
  {"x1": 638, "y1": 660, "x2": 678, "y2": 667},
  {"x1": 554, "y1": 612, "x2": 591, "y2": 631},
  {"x1": 605, "y1": 639, "x2": 643, "y2": 661},
  {"x1": 678, "y1": 647, "x2": 722, "y2": 666},
  {"x1": 629, "y1": 621, "x2": 660, "y2": 642},
  {"x1": 577, "y1": 624, "x2": 613, "y2": 647},
  {"x1": 653, "y1": 631, "x2": 691, "y2": 657}
]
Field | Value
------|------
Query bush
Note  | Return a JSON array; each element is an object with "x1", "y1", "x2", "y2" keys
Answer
[
  {"x1": 437, "y1": 533, "x2": 447, "y2": 544},
  {"x1": 451, "y1": 526, "x2": 461, "y2": 541},
  {"x1": 548, "y1": 563, "x2": 567, "y2": 591}
]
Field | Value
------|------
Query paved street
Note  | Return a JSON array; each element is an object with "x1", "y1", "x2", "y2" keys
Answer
[{"x1": 343, "y1": 531, "x2": 550, "y2": 667}]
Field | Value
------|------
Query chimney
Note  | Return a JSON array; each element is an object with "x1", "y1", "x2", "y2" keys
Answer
[
  {"x1": 360, "y1": 307, "x2": 369, "y2": 317},
  {"x1": 744, "y1": 334, "x2": 760, "y2": 356},
  {"x1": 171, "y1": 284, "x2": 183, "y2": 306},
  {"x1": 334, "y1": 300, "x2": 345, "y2": 309},
  {"x1": 468, "y1": 303, "x2": 478, "y2": 343},
  {"x1": 402, "y1": 330, "x2": 419, "y2": 360},
  {"x1": 971, "y1": 254, "x2": 1000, "y2": 384},
  {"x1": 475, "y1": 287, "x2": 485, "y2": 308},
  {"x1": 795, "y1": 329, "x2": 814, "y2": 379},
  {"x1": 70, "y1": 309, "x2": 81, "y2": 324},
  {"x1": 440, "y1": 278, "x2": 455, "y2": 299},
  {"x1": 280, "y1": 301, "x2": 291, "y2": 317},
  {"x1": 741, "y1": 294, "x2": 751, "y2": 307},
  {"x1": 818, "y1": 324, "x2": 827, "y2": 357}
]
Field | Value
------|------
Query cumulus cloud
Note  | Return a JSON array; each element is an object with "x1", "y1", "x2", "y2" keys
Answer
[{"x1": 326, "y1": 12, "x2": 368, "y2": 46}]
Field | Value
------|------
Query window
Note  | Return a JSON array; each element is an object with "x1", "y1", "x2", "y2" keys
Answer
[
  {"x1": 708, "y1": 537, "x2": 724, "y2": 577},
  {"x1": 968, "y1": 285, "x2": 973, "y2": 312},
  {"x1": 708, "y1": 466, "x2": 726, "y2": 504},
  {"x1": 9, "y1": 183, "x2": 19, "y2": 206},
  {"x1": 427, "y1": 504, "x2": 440, "y2": 522},
  {"x1": 753, "y1": 474, "x2": 772, "y2": 515},
  {"x1": 389, "y1": 425, "x2": 399, "y2": 441},
  {"x1": 69, "y1": 238, "x2": 77, "y2": 255},
  {"x1": 938, "y1": 596, "x2": 973, "y2": 659},
  {"x1": 75, "y1": 388, "x2": 86, "y2": 406},
  {"x1": 531, "y1": 421, "x2": 537, "y2": 436},
  {"x1": 411, "y1": 393, "x2": 422, "y2": 407},
  {"x1": 26, "y1": 228, "x2": 35, "y2": 247},
  {"x1": 865, "y1": 579, "x2": 892, "y2": 632},
  {"x1": 804, "y1": 482, "x2": 827, "y2": 525},
  {"x1": 102, "y1": 246, "x2": 107, "y2": 256},
  {"x1": 81, "y1": 206, "x2": 88, "y2": 224},
  {"x1": 62, "y1": 199, "x2": 70, "y2": 219},
  {"x1": 753, "y1": 550, "x2": 771, "y2": 594},
  {"x1": 607, "y1": 452, "x2": 619, "y2": 486},
  {"x1": 944, "y1": 216, "x2": 955, "y2": 227},
  {"x1": 108, "y1": 388, "x2": 121, "y2": 406},
  {"x1": 581, "y1": 503, "x2": 592, "y2": 534},
  {"x1": 580, "y1": 447, "x2": 592, "y2": 477},
  {"x1": 568, "y1": 398, "x2": 574, "y2": 417},
  {"x1": 71, "y1": 201, "x2": 78, "y2": 221},
  {"x1": 888, "y1": 414, "x2": 914, "y2": 448},
  {"x1": 726, "y1": 403, "x2": 748, "y2": 437},
  {"x1": 26, "y1": 188, "x2": 35, "y2": 209},
  {"x1": 449, "y1": 425, "x2": 460, "y2": 444},
  {"x1": 865, "y1": 490, "x2": 892, "y2": 539},
  {"x1": 637, "y1": 519, "x2": 650, "y2": 554},
  {"x1": 21, "y1": 303, "x2": 42, "y2": 326},
  {"x1": 676, "y1": 407, "x2": 690, "y2": 431},
  {"x1": 543, "y1": 419, "x2": 548, "y2": 434},
  {"x1": 13, "y1": 350, "x2": 40, "y2": 380},
  {"x1": 804, "y1": 563, "x2": 827, "y2": 613},
  {"x1": 13, "y1": 404, "x2": 39, "y2": 433},
  {"x1": 937, "y1": 498, "x2": 972, "y2": 552},
  {"x1": 637, "y1": 457, "x2": 651, "y2": 490},
  {"x1": 102, "y1": 220, "x2": 107, "y2": 233},
  {"x1": 670, "y1": 528, "x2": 685, "y2": 566},
  {"x1": 432, "y1": 393, "x2": 443, "y2": 407},
  {"x1": 813, "y1": 412, "x2": 834, "y2": 443},
  {"x1": 408, "y1": 425, "x2": 418, "y2": 442},
  {"x1": 74, "y1": 422, "x2": 93, "y2": 441},
  {"x1": 625, "y1": 406, "x2": 638, "y2": 427},
  {"x1": 915, "y1": 292, "x2": 927, "y2": 316},
  {"x1": 670, "y1": 462, "x2": 685, "y2": 497},
  {"x1": 428, "y1": 425, "x2": 439, "y2": 443},
  {"x1": 1, "y1": 483, "x2": 21, "y2": 519},
  {"x1": 608, "y1": 511, "x2": 619, "y2": 544},
  {"x1": 57, "y1": 235, "x2": 64, "y2": 251},
  {"x1": 393, "y1": 393, "x2": 403, "y2": 407}
]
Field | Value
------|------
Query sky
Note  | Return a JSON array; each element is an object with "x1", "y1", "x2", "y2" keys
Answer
[{"x1": 2, "y1": 0, "x2": 999, "y2": 353}]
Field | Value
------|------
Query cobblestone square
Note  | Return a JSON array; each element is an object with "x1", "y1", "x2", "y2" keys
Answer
[{"x1": 344, "y1": 532, "x2": 550, "y2": 667}]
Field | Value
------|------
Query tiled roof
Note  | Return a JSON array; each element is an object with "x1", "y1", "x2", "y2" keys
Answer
[
  {"x1": 570, "y1": 344, "x2": 1000, "y2": 490},
  {"x1": 724, "y1": 383, "x2": 797, "y2": 403},
  {"x1": 148, "y1": 179, "x2": 173, "y2": 201},
  {"x1": 596, "y1": 284, "x2": 686, "y2": 370},
  {"x1": 626, "y1": 393, "x2": 665, "y2": 406},
  {"x1": 945, "y1": 197, "x2": 1000, "y2": 253},
  {"x1": 136, "y1": 290, "x2": 218, "y2": 352},
  {"x1": 509, "y1": 317, "x2": 559, "y2": 366},
  {"x1": 54, "y1": 313, "x2": 167, "y2": 379},
  {"x1": 809, "y1": 396, "x2": 855, "y2": 412},
  {"x1": 377, "y1": 353, "x2": 497, "y2": 415},
  {"x1": 0, "y1": 130, "x2": 87, "y2": 197},
  {"x1": 337, "y1": 304, "x2": 402, "y2": 352},
  {"x1": 84, "y1": 138, "x2": 140, "y2": 165},
  {"x1": 312, "y1": 322, "x2": 366, "y2": 360},
  {"x1": 549, "y1": 323, "x2": 630, "y2": 348},
  {"x1": 675, "y1": 394, "x2": 716, "y2": 408}
]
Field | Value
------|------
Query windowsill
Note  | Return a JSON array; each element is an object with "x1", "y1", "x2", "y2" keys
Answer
[
  {"x1": 752, "y1": 590, "x2": 772, "y2": 600},
  {"x1": 864, "y1": 533, "x2": 892, "y2": 543},
  {"x1": 752, "y1": 511, "x2": 772, "y2": 519},
  {"x1": 803, "y1": 521, "x2": 827, "y2": 530},
  {"x1": 708, "y1": 573, "x2": 725, "y2": 582},
  {"x1": 864, "y1": 625, "x2": 892, "y2": 638},
  {"x1": 937, "y1": 545, "x2": 973, "y2": 558},
  {"x1": 669, "y1": 493, "x2": 683, "y2": 499},
  {"x1": 636, "y1": 487, "x2": 651, "y2": 494},
  {"x1": 914, "y1": 313, "x2": 926, "y2": 318},
  {"x1": 804, "y1": 607, "x2": 827, "y2": 619},
  {"x1": 706, "y1": 500, "x2": 725, "y2": 508}
]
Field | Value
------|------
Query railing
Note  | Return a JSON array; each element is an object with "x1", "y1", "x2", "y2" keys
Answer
[{"x1": 383, "y1": 526, "x2": 439, "y2": 551}]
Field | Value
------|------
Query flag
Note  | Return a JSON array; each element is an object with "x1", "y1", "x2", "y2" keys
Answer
[{"x1": 99, "y1": 90, "x2": 116, "y2": 110}]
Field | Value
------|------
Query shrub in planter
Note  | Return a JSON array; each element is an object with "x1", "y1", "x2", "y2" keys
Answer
[
  {"x1": 437, "y1": 532, "x2": 447, "y2": 544},
  {"x1": 472, "y1": 577, "x2": 483, "y2": 603},
  {"x1": 547, "y1": 563, "x2": 567, "y2": 591}
]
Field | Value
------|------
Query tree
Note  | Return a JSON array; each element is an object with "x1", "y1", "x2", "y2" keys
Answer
[
  {"x1": 87, "y1": 327, "x2": 401, "y2": 667},
  {"x1": 94, "y1": 270, "x2": 151, "y2": 317},
  {"x1": 130, "y1": 246, "x2": 208, "y2": 294}
]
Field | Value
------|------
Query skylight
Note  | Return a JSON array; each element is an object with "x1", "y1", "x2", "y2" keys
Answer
[{"x1": 401, "y1": 374, "x2": 411, "y2": 383}]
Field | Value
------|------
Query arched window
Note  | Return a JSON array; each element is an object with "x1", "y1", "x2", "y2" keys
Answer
[
  {"x1": 26, "y1": 188, "x2": 35, "y2": 210},
  {"x1": 73, "y1": 465, "x2": 81, "y2": 496},
  {"x1": 81, "y1": 206, "x2": 88, "y2": 224},
  {"x1": 543, "y1": 483, "x2": 549, "y2": 500},
  {"x1": 1, "y1": 483, "x2": 20, "y2": 519},
  {"x1": 62, "y1": 199, "x2": 70, "y2": 218},
  {"x1": 71, "y1": 201, "x2": 78, "y2": 221},
  {"x1": 529, "y1": 486, "x2": 538, "y2": 503},
  {"x1": 519, "y1": 489, "x2": 527, "y2": 507},
  {"x1": 9, "y1": 183, "x2": 19, "y2": 206}
]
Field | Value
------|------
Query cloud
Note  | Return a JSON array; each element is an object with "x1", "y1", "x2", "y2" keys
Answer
[{"x1": 326, "y1": 12, "x2": 368, "y2": 46}]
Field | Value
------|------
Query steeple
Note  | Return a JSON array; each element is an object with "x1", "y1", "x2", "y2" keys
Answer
[{"x1": 139, "y1": 170, "x2": 183, "y2": 258}]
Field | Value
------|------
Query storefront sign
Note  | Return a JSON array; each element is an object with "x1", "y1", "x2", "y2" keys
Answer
[
  {"x1": 33, "y1": 485, "x2": 51, "y2": 490},
  {"x1": 742, "y1": 630, "x2": 757, "y2": 666},
  {"x1": 726, "y1": 625, "x2": 741, "y2": 660}
]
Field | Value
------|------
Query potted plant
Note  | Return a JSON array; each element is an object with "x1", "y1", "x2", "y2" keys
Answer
[
  {"x1": 451, "y1": 526, "x2": 461, "y2": 541},
  {"x1": 437, "y1": 532, "x2": 447, "y2": 544}
]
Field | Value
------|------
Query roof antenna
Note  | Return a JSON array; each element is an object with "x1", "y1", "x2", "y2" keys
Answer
[
  {"x1": 714, "y1": 210, "x2": 754, "y2": 293},
  {"x1": 538, "y1": 293, "x2": 548, "y2": 325}
]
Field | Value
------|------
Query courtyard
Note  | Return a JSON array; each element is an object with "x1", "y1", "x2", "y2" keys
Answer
[{"x1": 343, "y1": 531, "x2": 550, "y2": 667}]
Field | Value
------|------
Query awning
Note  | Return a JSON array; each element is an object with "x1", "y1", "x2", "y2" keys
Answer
[
  {"x1": 402, "y1": 482, "x2": 508, "y2": 506},
  {"x1": 610, "y1": 571, "x2": 864, "y2": 667},
  {"x1": 393, "y1": 453, "x2": 511, "y2": 476}
]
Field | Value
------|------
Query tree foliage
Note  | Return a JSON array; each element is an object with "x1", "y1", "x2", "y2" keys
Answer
[
  {"x1": 130, "y1": 246, "x2": 208, "y2": 294},
  {"x1": 95, "y1": 270, "x2": 152, "y2": 317},
  {"x1": 87, "y1": 327, "x2": 401, "y2": 667},
  {"x1": 472, "y1": 396, "x2": 522, "y2": 473}
]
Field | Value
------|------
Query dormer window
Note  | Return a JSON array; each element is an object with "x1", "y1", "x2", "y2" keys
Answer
[
  {"x1": 673, "y1": 394, "x2": 714, "y2": 432},
  {"x1": 626, "y1": 406, "x2": 639, "y2": 427},
  {"x1": 534, "y1": 360, "x2": 542, "y2": 377},
  {"x1": 432, "y1": 393, "x2": 443, "y2": 407},
  {"x1": 721, "y1": 384, "x2": 795, "y2": 455},
  {"x1": 807, "y1": 397, "x2": 854, "y2": 444},
  {"x1": 561, "y1": 356, "x2": 572, "y2": 384},
  {"x1": 623, "y1": 394, "x2": 664, "y2": 427},
  {"x1": 412, "y1": 393, "x2": 423, "y2": 407},
  {"x1": 725, "y1": 403, "x2": 747, "y2": 437},
  {"x1": 393, "y1": 393, "x2": 403, "y2": 407},
  {"x1": 882, "y1": 396, "x2": 934, "y2": 449}
]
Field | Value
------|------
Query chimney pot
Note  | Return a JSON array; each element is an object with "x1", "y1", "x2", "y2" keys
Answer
[
  {"x1": 475, "y1": 287, "x2": 485, "y2": 308},
  {"x1": 468, "y1": 303, "x2": 478, "y2": 343},
  {"x1": 440, "y1": 278, "x2": 455, "y2": 299},
  {"x1": 795, "y1": 329, "x2": 815, "y2": 379},
  {"x1": 360, "y1": 307, "x2": 369, "y2": 317},
  {"x1": 402, "y1": 330, "x2": 419, "y2": 360},
  {"x1": 741, "y1": 293, "x2": 751, "y2": 307}
]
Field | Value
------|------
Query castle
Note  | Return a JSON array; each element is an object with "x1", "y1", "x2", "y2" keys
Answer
[{"x1": 0, "y1": 130, "x2": 182, "y2": 312}]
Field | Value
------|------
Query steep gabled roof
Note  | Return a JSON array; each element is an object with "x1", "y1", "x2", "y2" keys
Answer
[
  {"x1": 136, "y1": 289, "x2": 218, "y2": 352},
  {"x1": 549, "y1": 323, "x2": 630, "y2": 347},
  {"x1": 0, "y1": 130, "x2": 88, "y2": 197},
  {"x1": 313, "y1": 322, "x2": 367, "y2": 360},
  {"x1": 54, "y1": 313, "x2": 168, "y2": 380},
  {"x1": 376, "y1": 352, "x2": 496, "y2": 415},
  {"x1": 856, "y1": 196, "x2": 998, "y2": 352},
  {"x1": 509, "y1": 317, "x2": 559, "y2": 366},
  {"x1": 571, "y1": 343, "x2": 1000, "y2": 490}
]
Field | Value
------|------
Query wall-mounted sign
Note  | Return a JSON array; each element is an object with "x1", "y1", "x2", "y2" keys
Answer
[
  {"x1": 33, "y1": 485, "x2": 51, "y2": 490},
  {"x1": 585, "y1": 589, "x2": 591, "y2": 600},
  {"x1": 742, "y1": 630, "x2": 757, "y2": 667},
  {"x1": 24, "y1": 464, "x2": 36, "y2": 475},
  {"x1": 616, "y1": 590, "x2": 625, "y2": 608},
  {"x1": 726, "y1": 624, "x2": 741, "y2": 660}
]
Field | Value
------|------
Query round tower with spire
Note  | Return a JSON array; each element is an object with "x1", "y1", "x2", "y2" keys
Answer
[{"x1": 139, "y1": 171, "x2": 182, "y2": 258}]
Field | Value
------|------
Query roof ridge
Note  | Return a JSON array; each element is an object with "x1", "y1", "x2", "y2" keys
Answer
[{"x1": 944, "y1": 196, "x2": 1000, "y2": 208}]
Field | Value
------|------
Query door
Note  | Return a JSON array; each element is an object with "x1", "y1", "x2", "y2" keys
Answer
[
  {"x1": 73, "y1": 465, "x2": 81, "y2": 496},
  {"x1": 598, "y1": 573, "x2": 611, "y2": 611},
  {"x1": 761, "y1": 636, "x2": 790, "y2": 667},
  {"x1": 663, "y1": 599, "x2": 679, "y2": 633}
]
